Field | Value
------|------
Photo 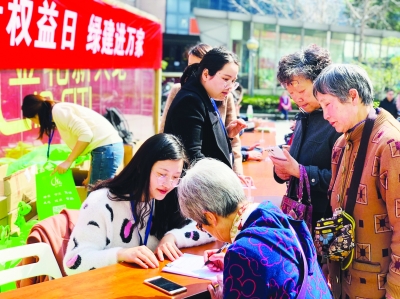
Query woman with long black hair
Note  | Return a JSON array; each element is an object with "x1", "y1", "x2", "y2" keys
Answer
[{"x1": 63, "y1": 133, "x2": 213, "y2": 275}]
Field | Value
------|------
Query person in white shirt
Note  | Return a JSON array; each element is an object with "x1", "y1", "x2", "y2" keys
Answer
[
  {"x1": 63, "y1": 133, "x2": 213, "y2": 275},
  {"x1": 22, "y1": 94, "x2": 123, "y2": 186}
]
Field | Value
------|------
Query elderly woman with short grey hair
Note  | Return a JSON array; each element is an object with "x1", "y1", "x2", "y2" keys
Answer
[
  {"x1": 314, "y1": 64, "x2": 400, "y2": 299},
  {"x1": 178, "y1": 158, "x2": 332, "y2": 299}
]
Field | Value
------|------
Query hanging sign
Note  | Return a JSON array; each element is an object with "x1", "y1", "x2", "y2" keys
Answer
[{"x1": 0, "y1": 0, "x2": 162, "y2": 69}]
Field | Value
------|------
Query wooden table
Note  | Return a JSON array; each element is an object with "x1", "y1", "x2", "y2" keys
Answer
[
  {"x1": 241, "y1": 128, "x2": 286, "y2": 205},
  {"x1": 1, "y1": 241, "x2": 224, "y2": 299}
]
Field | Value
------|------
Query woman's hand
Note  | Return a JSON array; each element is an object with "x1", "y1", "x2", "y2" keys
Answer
[
  {"x1": 53, "y1": 160, "x2": 73, "y2": 175},
  {"x1": 117, "y1": 246, "x2": 159, "y2": 269},
  {"x1": 270, "y1": 149, "x2": 300, "y2": 180},
  {"x1": 247, "y1": 150, "x2": 262, "y2": 161},
  {"x1": 226, "y1": 119, "x2": 247, "y2": 138},
  {"x1": 204, "y1": 249, "x2": 225, "y2": 272},
  {"x1": 208, "y1": 274, "x2": 223, "y2": 299},
  {"x1": 247, "y1": 142, "x2": 260, "y2": 151},
  {"x1": 154, "y1": 233, "x2": 183, "y2": 262},
  {"x1": 237, "y1": 175, "x2": 254, "y2": 189}
]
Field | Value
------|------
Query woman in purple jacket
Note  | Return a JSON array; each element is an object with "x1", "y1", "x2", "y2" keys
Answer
[{"x1": 178, "y1": 158, "x2": 332, "y2": 299}]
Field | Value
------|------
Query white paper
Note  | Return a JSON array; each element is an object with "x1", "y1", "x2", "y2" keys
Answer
[{"x1": 162, "y1": 253, "x2": 222, "y2": 280}]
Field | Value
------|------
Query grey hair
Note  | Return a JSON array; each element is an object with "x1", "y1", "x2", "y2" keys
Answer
[
  {"x1": 313, "y1": 64, "x2": 374, "y2": 105},
  {"x1": 277, "y1": 44, "x2": 331, "y2": 84},
  {"x1": 177, "y1": 158, "x2": 246, "y2": 224}
]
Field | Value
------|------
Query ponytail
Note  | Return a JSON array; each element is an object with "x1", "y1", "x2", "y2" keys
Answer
[{"x1": 180, "y1": 63, "x2": 199, "y2": 86}]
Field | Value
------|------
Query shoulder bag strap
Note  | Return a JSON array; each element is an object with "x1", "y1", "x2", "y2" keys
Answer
[
  {"x1": 327, "y1": 146, "x2": 345, "y2": 201},
  {"x1": 289, "y1": 224, "x2": 308, "y2": 299},
  {"x1": 345, "y1": 110, "x2": 377, "y2": 215},
  {"x1": 299, "y1": 165, "x2": 312, "y2": 205}
]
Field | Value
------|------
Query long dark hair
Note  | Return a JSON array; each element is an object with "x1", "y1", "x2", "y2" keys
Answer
[
  {"x1": 180, "y1": 47, "x2": 239, "y2": 86},
  {"x1": 92, "y1": 133, "x2": 188, "y2": 236},
  {"x1": 21, "y1": 94, "x2": 56, "y2": 139}
]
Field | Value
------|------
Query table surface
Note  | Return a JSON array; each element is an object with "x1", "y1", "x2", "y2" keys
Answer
[
  {"x1": 240, "y1": 128, "x2": 286, "y2": 205},
  {"x1": 1, "y1": 241, "x2": 224, "y2": 299},
  {"x1": 1, "y1": 127, "x2": 286, "y2": 299}
]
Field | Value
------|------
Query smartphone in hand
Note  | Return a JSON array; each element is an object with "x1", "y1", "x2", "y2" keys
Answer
[
  {"x1": 144, "y1": 276, "x2": 187, "y2": 295},
  {"x1": 265, "y1": 146, "x2": 287, "y2": 161}
]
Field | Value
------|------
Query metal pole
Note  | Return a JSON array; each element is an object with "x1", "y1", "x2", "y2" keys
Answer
[
  {"x1": 154, "y1": 68, "x2": 162, "y2": 134},
  {"x1": 249, "y1": 50, "x2": 254, "y2": 97},
  {"x1": 273, "y1": 23, "x2": 280, "y2": 95}
]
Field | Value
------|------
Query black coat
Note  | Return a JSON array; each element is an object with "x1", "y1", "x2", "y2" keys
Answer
[
  {"x1": 379, "y1": 97, "x2": 398, "y2": 119},
  {"x1": 275, "y1": 109, "x2": 342, "y2": 214},
  {"x1": 164, "y1": 75, "x2": 232, "y2": 168}
]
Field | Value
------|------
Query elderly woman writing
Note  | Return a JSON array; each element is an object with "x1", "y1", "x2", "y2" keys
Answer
[{"x1": 177, "y1": 158, "x2": 332, "y2": 299}]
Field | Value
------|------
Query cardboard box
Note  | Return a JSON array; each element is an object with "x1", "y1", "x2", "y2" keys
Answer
[
  {"x1": 75, "y1": 160, "x2": 91, "y2": 171},
  {"x1": 76, "y1": 186, "x2": 88, "y2": 203},
  {"x1": 124, "y1": 144, "x2": 134, "y2": 167},
  {"x1": 0, "y1": 199, "x2": 37, "y2": 233},
  {"x1": 0, "y1": 164, "x2": 8, "y2": 196},
  {"x1": 71, "y1": 168, "x2": 88, "y2": 186},
  {"x1": 0, "y1": 164, "x2": 8, "y2": 179},
  {"x1": 72, "y1": 168, "x2": 89, "y2": 203},
  {"x1": 0, "y1": 196, "x2": 7, "y2": 219},
  {"x1": 3, "y1": 165, "x2": 37, "y2": 212}
]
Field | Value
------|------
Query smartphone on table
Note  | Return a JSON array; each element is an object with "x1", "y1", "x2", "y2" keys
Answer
[
  {"x1": 265, "y1": 146, "x2": 287, "y2": 161},
  {"x1": 144, "y1": 276, "x2": 187, "y2": 295}
]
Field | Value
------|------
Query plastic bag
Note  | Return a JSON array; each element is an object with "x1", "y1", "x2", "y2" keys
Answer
[{"x1": 36, "y1": 163, "x2": 81, "y2": 220}]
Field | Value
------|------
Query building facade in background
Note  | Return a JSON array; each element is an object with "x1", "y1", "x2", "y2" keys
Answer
[{"x1": 131, "y1": 0, "x2": 400, "y2": 95}]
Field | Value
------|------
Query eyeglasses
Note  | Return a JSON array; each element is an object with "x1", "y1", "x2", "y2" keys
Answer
[
  {"x1": 156, "y1": 174, "x2": 181, "y2": 187},
  {"x1": 196, "y1": 222, "x2": 206, "y2": 232},
  {"x1": 216, "y1": 72, "x2": 239, "y2": 90},
  {"x1": 223, "y1": 81, "x2": 240, "y2": 90}
]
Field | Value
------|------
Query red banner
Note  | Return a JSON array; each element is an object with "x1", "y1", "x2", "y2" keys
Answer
[{"x1": 0, "y1": 0, "x2": 162, "y2": 69}]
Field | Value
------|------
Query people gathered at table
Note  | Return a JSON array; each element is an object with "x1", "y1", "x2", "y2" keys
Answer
[{"x1": 46, "y1": 45, "x2": 400, "y2": 299}]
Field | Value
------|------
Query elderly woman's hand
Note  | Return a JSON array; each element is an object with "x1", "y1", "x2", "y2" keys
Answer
[
  {"x1": 208, "y1": 274, "x2": 223, "y2": 299},
  {"x1": 117, "y1": 246, "x2": 159, "y2": 268},
  {"x1": 226, "y1": 119, "x2": 247, "y2": 138},
  {"x1": 204, "y1": 249, "x2": 225, "y2": 272},
  {"x1": 154, "y1": 233, "x2": 183, "y2": 262},
  {"x1": 269, "y1": 149, "x2": 300, "y2": 180}
]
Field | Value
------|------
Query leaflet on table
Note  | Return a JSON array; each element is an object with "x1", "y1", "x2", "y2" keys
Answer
[{"x1": 162, "y1": 253, "x2": 222, "y2": 280}]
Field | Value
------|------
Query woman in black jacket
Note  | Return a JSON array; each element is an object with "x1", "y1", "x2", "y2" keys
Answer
[
  {"x1": 164, "y1": 47, "x2": 246, "y2": 168},
  {"x1": 271, "y1": 45, "x2": 342, "y2": 236}
]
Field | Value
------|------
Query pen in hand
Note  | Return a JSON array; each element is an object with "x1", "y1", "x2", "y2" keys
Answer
[{"x1": 204, "y1": 243, "x2": 229, "y2": 266}]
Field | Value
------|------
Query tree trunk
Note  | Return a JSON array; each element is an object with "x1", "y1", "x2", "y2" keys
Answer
[{"x1": 358, "y1": 0, "x2": 370, "y2": 62}]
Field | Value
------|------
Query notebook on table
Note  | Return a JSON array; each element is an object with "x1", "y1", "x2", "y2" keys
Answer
[{"x1": 162, "y1": 253, "x2": 222, "y2": 280}]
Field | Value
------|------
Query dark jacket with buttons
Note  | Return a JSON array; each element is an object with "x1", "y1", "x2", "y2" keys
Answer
[{"x1": 275, "y1": 109, "x2": 342, "y2": 214}]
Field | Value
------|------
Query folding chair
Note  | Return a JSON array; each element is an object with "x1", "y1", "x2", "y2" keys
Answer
[{"x1": 0, "y1": 243, "x2": 62, "y2": 286}]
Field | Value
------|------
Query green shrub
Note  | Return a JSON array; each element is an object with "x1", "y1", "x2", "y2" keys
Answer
[
  {"x1": 241, "y1": 94, "x2": 295, "y2": 113},
  {"x1": 242, "y1": 94, "x2": 381, "y2": 112}
]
